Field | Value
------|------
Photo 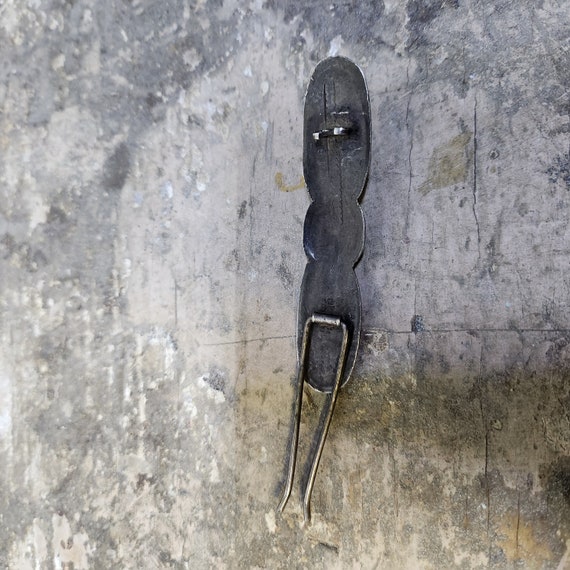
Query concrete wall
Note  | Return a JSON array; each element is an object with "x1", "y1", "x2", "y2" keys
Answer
[{"x1": 1, "y1": 0, "x2": 569, "y2": 568}]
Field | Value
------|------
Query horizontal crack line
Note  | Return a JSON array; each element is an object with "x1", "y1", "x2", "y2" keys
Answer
[
  {"x1": 202, "y1": 335, "x2": 294, "y2": 346},
  {"x1": 203, "y1": 329, "x2": 570, "y2": 346}
]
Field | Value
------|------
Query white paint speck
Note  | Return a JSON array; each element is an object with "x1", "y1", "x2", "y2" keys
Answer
[
  {"x1": 138, "y1": 391, "x2": 146, "y2": 423},
  {"x1": 82, "y1": 9, "x2": 93, "y2": 27},
  {"x1": 187, "y1": 143, "x2": 210, "y2": 193},
  {"x1": 210, "y1": 458, "x2": 220, "y2": 483},
  {"x1": 51, "y1": 54, "x2": 65, "y2": 71},
  {"x1": 48, "y1": 16, "x2": 62, "y2": 33},
  {"x1": 122, "y1": 258, "x2": 131, "y2": 279},
  {"x1": 265, "y1": 511, "x2": 276, "y2": 533},
  {"x1": 328, "y1": 35, "x2": 344, "y2": 57},
  {"x1": 28, "y1": 193, "x2": 49, "y2": 231},
  {"x1": 243, "y1": 65, "x2": 252, "y2": 77},
  {"x1": 183, "y1": 49, "x2": 202, "y2": 71},
  {"x1": 182, "y1": 385, "x2": 199, "y2": 417},
  {"x1": 161, "y1": 181, "x2": 174, "y2": 200},
  {"x1": 260, "y1": 81, "x2": 269, "y2": 96},
  {"x1": 0, "y1": 363, "x2": 12, "y2": 442},
  {"x1": 33, "y1": 518, "x2": 48, "y2": 567},
  {"x1": 120, "y1": 28, "x2": 128, "y2": 42}
]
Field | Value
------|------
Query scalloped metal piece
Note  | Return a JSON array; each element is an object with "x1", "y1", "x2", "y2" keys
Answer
[
  {"x1": 299, "y1": 56, "x2": 370, "y2": 392},
  {"x1": 278, "y1": 57, "x2": 370, "y2": 523}
]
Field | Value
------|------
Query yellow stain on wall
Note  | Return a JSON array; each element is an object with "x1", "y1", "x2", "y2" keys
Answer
[
  {"x1": 419, "y1": 132, "x2": 472, "y2": 195},
  {"x1": 275, "y1": 172, "x2": 305, "y2": 192},
  {"x1": 498, "y1": 512, "x2": 555, "y2": 566}
]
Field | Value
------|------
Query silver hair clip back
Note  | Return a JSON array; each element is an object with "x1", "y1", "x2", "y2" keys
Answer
[{"x1": 278, "y1": 56, "x2": 371, "y2": 523}]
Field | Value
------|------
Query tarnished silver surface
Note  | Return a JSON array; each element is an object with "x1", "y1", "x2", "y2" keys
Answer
[
  {"x1": 299, "y1": 56, "x2": 370, "y2": 393},
  {"x1": 279, "y1": 57, "x2": 370, "y2": 523}
]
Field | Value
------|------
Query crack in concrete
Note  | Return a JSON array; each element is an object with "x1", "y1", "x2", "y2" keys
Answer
[
  {"x1": 202, "y1": 335, "x2": 294, "y2": 347},
  {"x1": 472, "y1": 97, "x2": 482, "y2": 260},
  {"x1": 404, "y1": 60, "x2": 414, "y2": 244}
]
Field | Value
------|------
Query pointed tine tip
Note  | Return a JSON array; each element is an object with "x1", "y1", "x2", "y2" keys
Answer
[
  {"x1": 277, "y1": 499, "x2": 286, "y2": 513},
  {"x1": 277, "y1": 474, "x2": 291, "y2": 513},
  {"x1": 302, "y1": 499, "x2": 311, "y2": 525}
]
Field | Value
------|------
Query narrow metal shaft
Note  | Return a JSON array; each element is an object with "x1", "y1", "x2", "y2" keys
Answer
[
  {"x1": 277, "y1": 316, "x2": 313, "y2": 512},
  {"x1": 302, "y1": 320, "x2": 349, "y2": 523},
  {"x1": 278, "y1": 314, "x2": 350, "y2": 522}
]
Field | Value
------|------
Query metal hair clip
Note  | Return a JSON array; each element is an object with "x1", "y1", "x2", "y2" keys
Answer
[{"x1": 278, "y1": 56, "x2": 370, "y2": 523}]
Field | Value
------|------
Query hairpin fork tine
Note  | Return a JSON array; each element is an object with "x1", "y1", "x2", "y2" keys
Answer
[
  {"x1": 302, "y1": 315, "x2": 349, "y2": 522},
  {"x1": 277, "y1": 317, "x2": 310, "y2": 514},
  {"x1": 278, "y1": 314, "x2": 350, "y2": 522}
]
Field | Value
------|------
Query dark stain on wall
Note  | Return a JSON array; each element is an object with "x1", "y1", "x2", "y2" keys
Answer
[
  {"x1": 406, "y1": 0, "x2": 459, "y2": 48},
  {"x1": 547, "y1": 152, "x2": 570, "y2": 190},
  {"x1": 103, "y1": 143, "x2": 131, "y2": 192},
  {"x1": 278, "y1": 0, "x2": 388, "y2": 51}
]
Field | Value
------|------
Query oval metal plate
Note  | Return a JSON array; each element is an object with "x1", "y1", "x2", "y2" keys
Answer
[{"x1": 298, "y1": 56, "x2": 371, "y2": 393}]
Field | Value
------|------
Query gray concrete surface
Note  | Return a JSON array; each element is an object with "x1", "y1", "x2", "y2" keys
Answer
[{"x1": 1, "y1": 0, "x2": 569, "y2": 568}]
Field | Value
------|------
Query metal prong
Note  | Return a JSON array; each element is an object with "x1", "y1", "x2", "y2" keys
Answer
[
  {"x1": 302, "y1": 318, "x2": 349, "y2": 523},
  {"x1": 278, "y1": 313, "x2": 350, "y2": 523},
  {"x1": 312, "y1": 126, "x2": 351, "y2": 141},
  {"x1": 277, "y1": 315, "x2": 313, "y2": 512}
]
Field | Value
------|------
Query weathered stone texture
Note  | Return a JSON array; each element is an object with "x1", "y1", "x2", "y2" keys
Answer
[{"x1": 1, "y1": 1, "x2": 569, "y2": 568}]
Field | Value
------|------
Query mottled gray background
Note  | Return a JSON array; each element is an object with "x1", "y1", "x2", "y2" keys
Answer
[{"x1": 1, "y1": 0, "x2": 569, "y2": 568}]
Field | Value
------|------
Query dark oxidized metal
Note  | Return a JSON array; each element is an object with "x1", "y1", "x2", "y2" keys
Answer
[{"x1": 278, "y1": 56, "x2": 370, "y2": 523}]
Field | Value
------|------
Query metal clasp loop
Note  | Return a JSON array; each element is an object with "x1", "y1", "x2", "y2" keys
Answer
[{"x1": 312, "y1": 126, "x2": 351, "y2": 140}]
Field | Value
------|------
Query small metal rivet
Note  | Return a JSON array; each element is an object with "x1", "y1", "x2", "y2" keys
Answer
[{"x1": 312, "y1": 126, "x2": 351, "y2": 141}]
